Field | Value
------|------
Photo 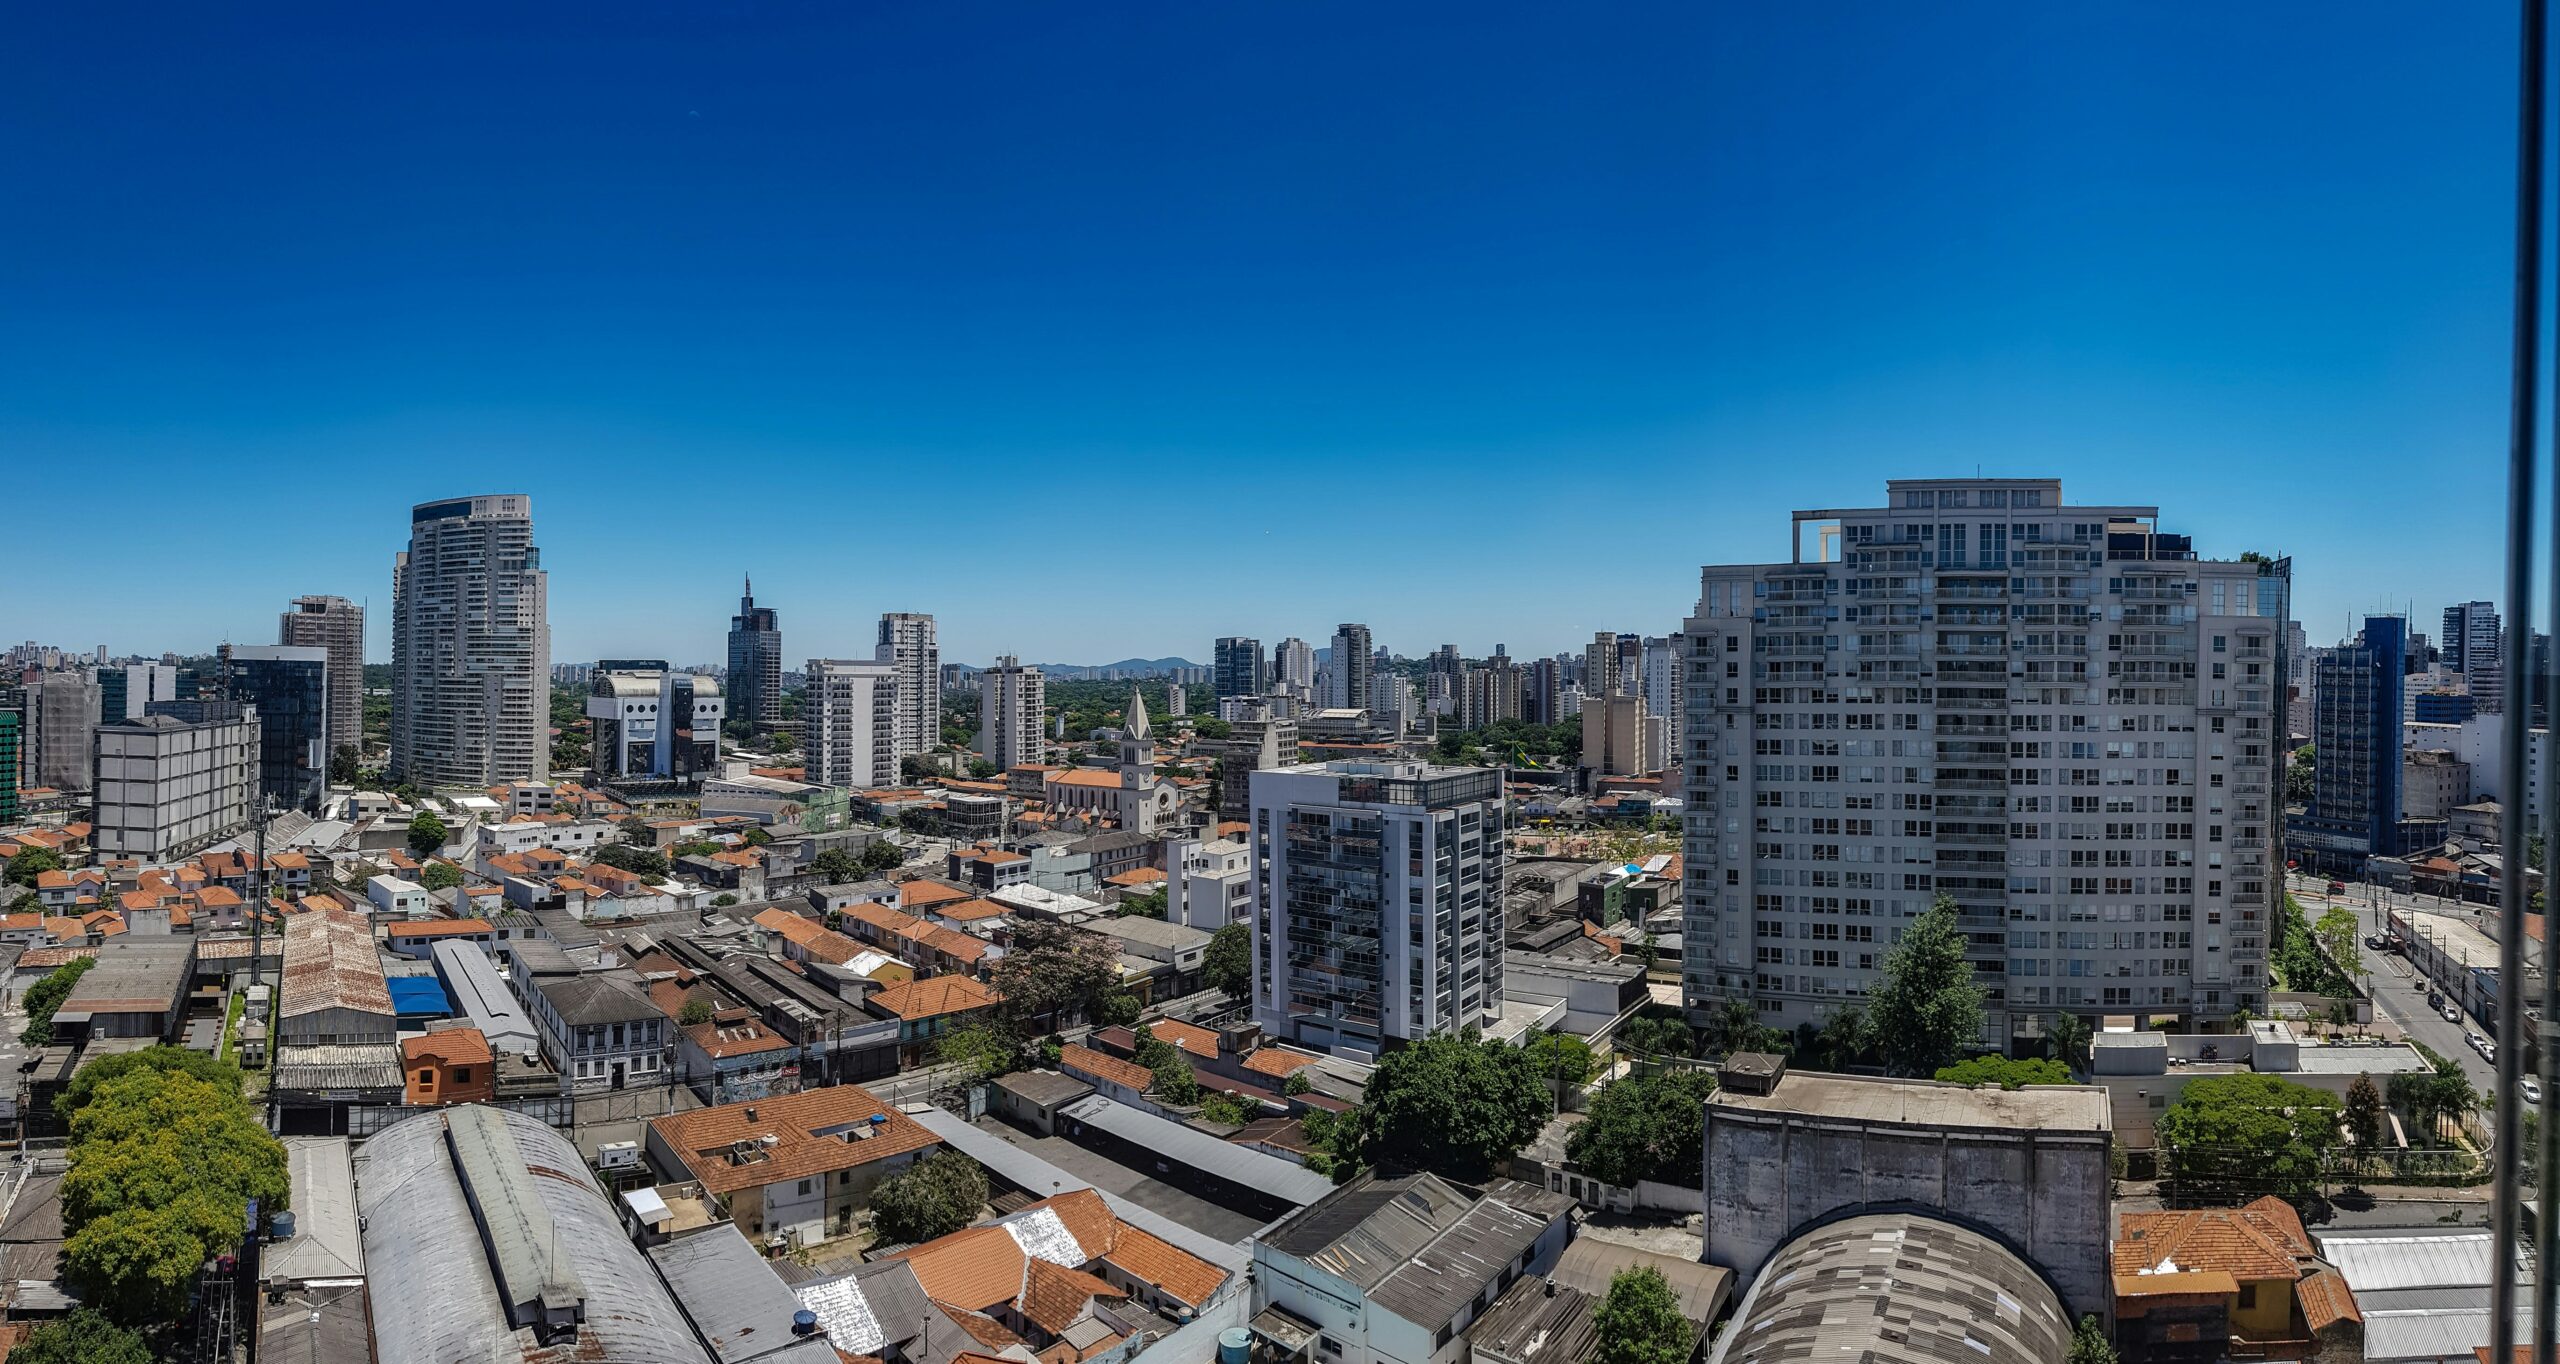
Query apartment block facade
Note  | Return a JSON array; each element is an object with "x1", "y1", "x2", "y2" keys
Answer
[
  {"x1": 390, "y1": 494, "x2": 550, "y2": 787},
  {"x1": 1249, "y1": 759, "x2": 1505, "y2": 1057},
  {"x1": 94, "y1": 700, "x2": 262, "y2": 862},
  {"x1": 1680, "y1": 478, "x2": 2288, "y2": 1046},
  {"x1": 977, "y1": 656, "x2": 1046, "y2": 771},
  {"x1": 805, "y1": 658, "x2": 897, "y2": 790},
  {"x1": 280, "y1": 594, "x2": 365, "y2": 754},
  {"x1": 223, "y1": 644, "x2": 332, "y2": 812},
  {"x1": 1214, "y1": 637, "x2": 1269, "y2": 700},
  {"x1": 875, "y1": 612, "x2": 939, "y2": 761}
]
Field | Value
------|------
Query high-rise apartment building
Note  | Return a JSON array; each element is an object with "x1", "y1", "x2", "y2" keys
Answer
[
  {"x1": 588, "y1": 662, "x2": 725, "y2": 785},
  {"x1": 1274, "y1": 638, "x2": 1317, "y2": 692},
  {"x1": 727, "y1": 577, "x2": 783, "y2": 736},
  {"x1": 2442, "y1": 601, "x2": 2503, "y2": 714},
  {"x1": 1248, "y1": 759, "x2": 1506, "y2": 1056},
  {"x1": 98, "y1": 663, "x2": 179, "y2": 723},
  {"x1": 2288, "y1": 617, "x2": 2413, "y2": 876},
  {"x1": 804, "y1": 659, "x2": 896, "y2": 790},
  {"x1": 223, "y1": 645, "x2": 331, "y2": 813},
  {"x1": 0, "y1": 711, "x2": 19, "y2": 825},
  {"x1": 977, "y1": 656, "x2": 1046, "y2": 771},
  {"x1": 30, "y1": 670, "x2": 99, "y2": 792},
  {"x1": 1581, "y1": 692, "x2": 1649, "y2": 780},
  {"x1": 94, "y1": 699, "x2": 261, "y2": 862},
  {"x1": 1327, "y1": 624, "x2": 1374, "y2": 711},
  {"x1": 1214, "y1": 637, "x2": 1269, "y2": 700},
  {"x1": 1585, "y1": 632, "x2": 1622, "y2": 699},
  {"x1": 1641, "y1": 636, "x2": 1683, "y2": 750},
  {"x1": 281, "y1": 594, "x2": 366, "y2": 755},
  {"x1": 875, "y1": 612, "x2": 940, "y2": 761},
  {"x1": 1681, "y1": 478, "x2": 2287, "y2": 1044},
  {"x1": 390, "y1": 495, "x2": 550, "y2": 788}
]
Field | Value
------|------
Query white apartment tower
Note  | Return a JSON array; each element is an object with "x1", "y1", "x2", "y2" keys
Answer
[
  {"x1": 1275, "y1": 637, "x2": 1318, "y2": 691},
  {"x1": 1585, "y1": 631, "x2": 1622, "y2": 698},
  {"x1": 281, "y1": 594, "x2": 366, "y2": 754},
  {"x1": 1681, "y1": 478, "x2": 2287, "y2": 1047},
  {"x1": 978, "y1": 656, "x2": 1046, "y2": 771},
  {"x1": 390, "y1": 495, "x2": 550, "y2": 788},
  {"x1": 93, "y1": 699, "x2": 262, "y2": 862},
  {"x1": 875, "y1": 612, "x2": 941, "y2": 761},
  {"x1": 1249, "y1": 759, "x2": 1506, "y2": 1057},
  {"x1": 805, "y1": 658, "x2": 896, "y2": 790},
  {"x1": 1641, "y1": 635, "x2": 1683, "y2": 750}
]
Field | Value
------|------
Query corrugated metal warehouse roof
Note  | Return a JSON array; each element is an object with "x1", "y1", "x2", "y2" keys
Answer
[{"x1": 1056, "y1": 1094, "x2": 1335, "y2": 1206}]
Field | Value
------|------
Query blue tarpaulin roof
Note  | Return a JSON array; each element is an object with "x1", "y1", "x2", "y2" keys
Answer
[{"x1": 387, "y1": 976, "x2": 451, "y2": 1017}]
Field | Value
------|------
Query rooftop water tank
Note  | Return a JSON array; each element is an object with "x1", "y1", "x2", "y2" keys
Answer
[{"x1": 1219, "y1": 1328, "x2": 1253, "y2": 1364}]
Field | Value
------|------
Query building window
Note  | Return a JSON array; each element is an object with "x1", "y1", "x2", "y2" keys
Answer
[
  {"x1": 799, "y1": 1179, "x2": 814, "y2": 1196},
  {"x1": 453, "y1": 1067, "x2": 471, "y2": 1082}
]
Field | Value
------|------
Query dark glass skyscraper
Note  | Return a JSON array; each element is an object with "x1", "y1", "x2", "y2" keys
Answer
[
  {"x1": 224, "y1": 645, "x2": 331, "y2": 813},
  {"x1": 727, "y1": 576, "x2": 783, "y2": 734},
  {"x1": 2289, "y1": 615, "x2": 2411, "y2": 876}
]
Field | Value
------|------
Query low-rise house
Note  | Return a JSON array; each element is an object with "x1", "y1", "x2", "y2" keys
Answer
[
  {"x1": 678, "y1": 1012, "x2": 798, "y2": 1101},
  {"x1": 884, "y1": 1186, "x2": 1232, "y2": 1340},
  {"x1": 1088, "y1": 917, "x2": 1210, "y2": 997},
  {"x1": 1061, "y1": 1044, "x2": 1157, "y2": 1108},
  {"x1": 865, "y1": 975, "x2": 1004, "y2": 1064},
  {"x1": 644, "y1": 1084, "x2": 939, "y2": 1248},
  {"x1": 754, "y1": 906, "x2": 865, "y2": 969},
  {"x1": 403, "y1": 1027, "x2": 495, "y2": 1106},
  {"x1": 2115, "y1": 1197, "x2": 2362, "y2": 1363},
  {"x1": 531, "y1": 970, "x2": 671, "y2": 1093},
  {"x1": 947, "y1": 845, "x2": 1032, "y2": 892},
  {"x1": 366, "y1": 875, "x2": 429, "y2": 920},
  {"x1": 385, "y1": 917, "x2": 499, "y2": 958}
]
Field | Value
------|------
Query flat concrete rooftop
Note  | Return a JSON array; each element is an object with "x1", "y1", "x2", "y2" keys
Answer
[{"x1": 1712, "y1": 1070, "x2": 2111, "y2": 1133}]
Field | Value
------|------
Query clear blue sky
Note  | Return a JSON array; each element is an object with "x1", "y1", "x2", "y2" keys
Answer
[{"x1": 0, "y1": 2, "x2": 2521, "y2": 666}]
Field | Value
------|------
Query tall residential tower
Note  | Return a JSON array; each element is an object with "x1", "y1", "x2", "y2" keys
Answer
[
  {"x1": 1680, "y1": 478, "x2": 2286, "y2": 1046},
  {"x1": 977, "y1": 656, "x2": 1046, "y2": 771},
  {"x1": 727, "y1": 577, "x2": 783, "y2": 735},
  {"x1": 389, "y1": 495, "x2": 550, "y2": 788},
  {"x1": 876, "y1": 612, "x2": 940, "y2": 761},
  {"x1": 280, "y1": 594, "x2": 365, "y2": 755}
]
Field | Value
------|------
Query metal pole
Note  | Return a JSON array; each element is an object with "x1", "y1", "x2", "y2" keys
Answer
[{"x1": 2496, "y1": 4, "x2": 2547, "y2": 1361}]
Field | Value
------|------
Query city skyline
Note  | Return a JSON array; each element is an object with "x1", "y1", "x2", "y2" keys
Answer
[{"x1": 3, "y1": 5, "x2": 2520, "y2": 662}]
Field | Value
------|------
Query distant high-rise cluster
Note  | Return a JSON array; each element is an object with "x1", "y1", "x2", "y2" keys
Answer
[{"x1": 390, "y1": 494, "x2": 550, "y2": 788}]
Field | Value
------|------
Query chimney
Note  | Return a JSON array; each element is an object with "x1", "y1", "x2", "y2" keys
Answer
[{"x1": 744, "y1": 1106, "x2": 757, "y2": 1123}]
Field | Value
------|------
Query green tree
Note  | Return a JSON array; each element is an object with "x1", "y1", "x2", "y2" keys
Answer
[
  {"x1": 1699, "y1": 998, "x2": 1785, "y2": 1057},
  {"x1": 60, "y1": 1047, "x2": 242, "y2": 1119},
  {"x1": 1283, "y1": 1070, "x2": 1314, "y2": 1097},
  {"x1": 1347, "y1": 1034, "x2": 1548, "y2": 1180},
  {"x1": 2345, "y1": 1073, "x2": 2385, "y2": 1152},
  {"x1": 968, "y1": 758, "x2": 1001, "y2": 781},
  {"x1": 1934, "y1": 1056, "x2": 2072, "y2": 1090},
  {"x1": 678, "y1": 996, "x2": 716, "y2": 1027},
  {"x1": 669, "y1": 839, "x2": 724, "y2": 860},
  {"x1": 1114, "y1": 888, "x2": 1169, "y2": 920},
  {"x1": 2315, "y1": 906, "x2": 2365, "y2": 991},
  {"x1": 1864, "y1": 896, "x2": 1983, "y2": 1076},
  {"x1": 2154, "y1": 1074, "x2": 2342, "y2": 1202},
  {"x1": 1593, "y1": 1267, "x2": 1692, "y2": 1364},
  {"x1": 809, "y1": 848, "x2": 865, "y2": 883},
  {"x1": 1096, "y1": 991, "x2": 1143, "y2": 1027},
  {"x1": 406, "y1": 810, "x2": 448, "y2": 858},
  {"x1": 868, "y1": 1151, "x2": 990, "y2": 1244},
  {"x1": 21, "y1": 956, "x2": 97, "y2": 1047},
  {"x1": 1566, "y1": 1069, "x2": 1719, "y2": 1188},
  {"x1": 592, "y1": 842, "x2": 670, "y2": 878},
  {"x1": 1199, "y1": 1092, "x2": 1252, "y2": 1126},
  {"x1": 859, "y1": 840, "x2": 907, "y2": 875},
  {"x1": 9, "y1": 1308, "x2": 153, "y2": 1364},
  {"x1": 1132, "y1": 1025, "x2": 1204, "y2": 1104},
  {"x1": 992, "y1": 921, "x2": 1120, "y2": 1029},
  {"x1": 6, "y1": 846, "x2": 63, "y2": 886},
  {"x1": 63, "y1": 1068, "x2": 286, "y2": 1324},
  {"x1": 742, "y1": 825, "x2": 772, "y2": 847},
  {"x1": 2067, "y1": 1315, "x2": 2118, "y2": 1364},
  {"x1": 2286, "y1": 746, "x2": 2316, "y2": 805},
  {"x1": 1618, "y1": 1014, "x2": 1695, "y2": 1059},
  {"x1": 1527, "y1": 1031, "x2": 1599, "y2": 1104},
  {"x1": 2047, "y1": 1011, "x2": 2095, "y2": 1072},
  {"x1": 711, "y1": 892, "x2": 739, "y2": 908},
  {"x1": 933, "y1": 1024, "x2": 1019, "y2": 1080},
  {"x1": 418, "y1": 860, "x2": 463, "y2": 892},
  {"x1": 328, "y1": 743, "x2": 363, "y2": 787},
  {"x1": 1792, "y1": 1007, "x2": 1870, "y2": 1072},
  {"x1": 1205, "y1": 922, "x2": 1253, "y2": 1002}
]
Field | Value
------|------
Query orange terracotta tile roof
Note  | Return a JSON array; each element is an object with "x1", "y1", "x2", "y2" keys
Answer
[
  {"x1": 1047, "y1": 769, "x2": 1125, "y2": 789},
  {"x1": 1102, "y1": 1223, "x2": 1225, "y2": 1307},
  {"x1": 1060, "y1": 1044, "x2": 1154, "y2": 1093},
  {"x1": 900, "y1": 919, "x2": 990, "y2": 966},
  {"x1": 1144, "y1": 1019, "x2": 1219, "y2": 1058},
  {"x1": 2113, "y1": 1270, "x2": 2241, "y2": 1300},
  {"x1": 900, "y1": 880, "x2": 973, "y2": 909},
  {"x1": 868, "y1": 975, "x2": 1002, "y2": 1021},
  {"x1": 2114, "y1": 1206, "x2": 2302, "y2": 1283},
  {"x1": 388, "y1": 918, "x2": 495, "y2": 938},
  {"x1": 1017, "y1": 1260, "x2": 1124, "y2": 1334},
  {"x1": 895, "y1": 1227, "x2": 1021, "y2": 1311},
  {"x1": 684, "y1": 1018, "x2": 792, "y2": 1058},
  {"x1": 404, "y1": 1028, "x2": 493, "y2": 1067},
  {"x1": 1241, "y1": 1048, "x2": 1322, "y2": 1079},
  {"x1": 754, "y1": 907, "x2": 864, "y2": 965},
  {"x1": 934, "y1": 899, "x2": 1010, "y2": 923},
  {"x1": 648, "y1": 1085, "x2": 937, "y2": 1197},
  {"x1": 1102, "y1": 868, "x2": 1166, "y2": 887},
  {"x1": 2297, "y1": 1267, "x2": 2360, "y2": 1332},
  {"x1": 2239, "y1": 1195, "x2": 2314, "y2": 1256}
]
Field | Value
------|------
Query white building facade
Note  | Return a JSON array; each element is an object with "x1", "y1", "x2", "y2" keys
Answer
[
  {"x1": 1249, "y1": 760, "x2": 1505, "y2": 1057},
  {"x1": 806, "y1": 658, "x2": 897, "y2": 790},
  {"x1": 390, "y1": 494, "x2": 550, "y2": 788},
  {"x1": 978, "y1": 656, "x2": 1046, "y2": 771},
  {"x1": 1681, "y1": 478, "x2": 2287, "y2": 1046},
  {"x1": 875, "y1": 612, "x2": 940, "y2": 763},
  {"x1": 92, "y1": 700, "x2": 261, "y2": 862}
]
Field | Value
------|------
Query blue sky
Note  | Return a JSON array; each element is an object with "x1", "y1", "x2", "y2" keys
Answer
[{"x1": 0, "y1": 3, "x2": 2521, "y2": 666}]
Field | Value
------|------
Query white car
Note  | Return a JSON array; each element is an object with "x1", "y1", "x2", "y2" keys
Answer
[
  {"x1": 2446, "y1": 1004, "x2": 2463, "y2": 1024},
  {"x1": 2526, "y1": 1079, "x2": 2545, "y2": 1106}
]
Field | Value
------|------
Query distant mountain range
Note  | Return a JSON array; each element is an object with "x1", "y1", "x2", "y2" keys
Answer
[{"x1": 1009, "y1": 657, "x2": 1201, "y2": 676}]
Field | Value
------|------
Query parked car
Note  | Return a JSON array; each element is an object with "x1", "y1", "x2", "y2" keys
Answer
[
  {"x1": 2470, "y1": 1033, "x2": 2497, "y2": 1062},
  {"x1": 2526, "y1": 1078, "x2": 2544, "y2": 1105},
  {"x1": 2328, "y1": 880, "x2": 2348, "y2": 895},
  {"x1": 2429, "y1": 990, "x2": 2445, "y2": 1011},
  {"x1": 2366, "y1": 934, "x2": 2388, "y2": 951},
  {"x1": 2446, "y1": 1004, "x2": 2464, "y2": 1024}
]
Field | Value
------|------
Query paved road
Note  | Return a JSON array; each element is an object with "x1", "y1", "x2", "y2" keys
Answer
[{"x1": 2287, "y1": 874, "x2": 2501, "y2": 1097}]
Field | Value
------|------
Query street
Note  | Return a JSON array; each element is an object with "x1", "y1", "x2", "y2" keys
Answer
[{"x1": 2286, "y1": 873, "x2": 2500, "y2": 1097}]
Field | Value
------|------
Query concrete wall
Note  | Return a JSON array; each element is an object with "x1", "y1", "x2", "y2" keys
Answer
[{"x1": 1701, "y1": 1106, "x2": 2109, "y2": 1322}]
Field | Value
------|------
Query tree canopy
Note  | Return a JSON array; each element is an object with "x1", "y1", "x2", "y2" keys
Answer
[
  {"x1": 63, "y1": 1067, "x2": 287, "y2": 1324},
  {"x1": 932, "y1": 1024, "x2": 1019, "y2": 1081},
  {"x1": 9, "y1": 1309, "x2": 153, "y2": 1364},
  {"x1": 2066, "y1": 1315, "x2": 2118, "y2": 1364},
  {"x1": 59, "y1": 1047, "x2": 241, "y2": 1121},
  {"x1": 991, "y1": 921, "x2": 1120, "y2": 1029},
  {"x1": 1565, "y1": 1069, "x2": 1719, "y2": 1188},
  {"x1": 405, "y1": 810, "x2": 447, "y2": 858},
  {"x1": 1934, "y1": 1056, "x2": 2072, "y2": 1090},
  {"x1": 809, "y1": 848, "x2": 865, "y2": 883},
  {"x1": 592, "y1": 842, "x2": 670, "y2": 878},
  {"x1": 2345, "y1": 1073, "x2": 2385, "y2": 1151},
  {"x1": 1593, "y1": 1267, "x2": 1692, "y2": 1364},
  {"x1": 1346, "y1": 1034, "x2": 1549, "y2": 1181},
  {"x1": 418, "y1": 860, "x2": 464, "y2": 892},
  {"x1": 1864, "y1": 896, "x2": 1983, "y2": 1076},
  {"x1": 1204, "y1": 922, "x2": 1252, "y2": 1002},
  {"x1": 2153, "y1": 1073, "x2": 2341, "y2": 1202},
  {"x1": 21, "y1": 956, "x2": 96, "y2": 1047},
  {"x1": 869, "y1": 1151, "x2": 990, "y2": 1244},
  {"x1": 5, "y1": 846, "x2": 63, "y2": 887}
]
